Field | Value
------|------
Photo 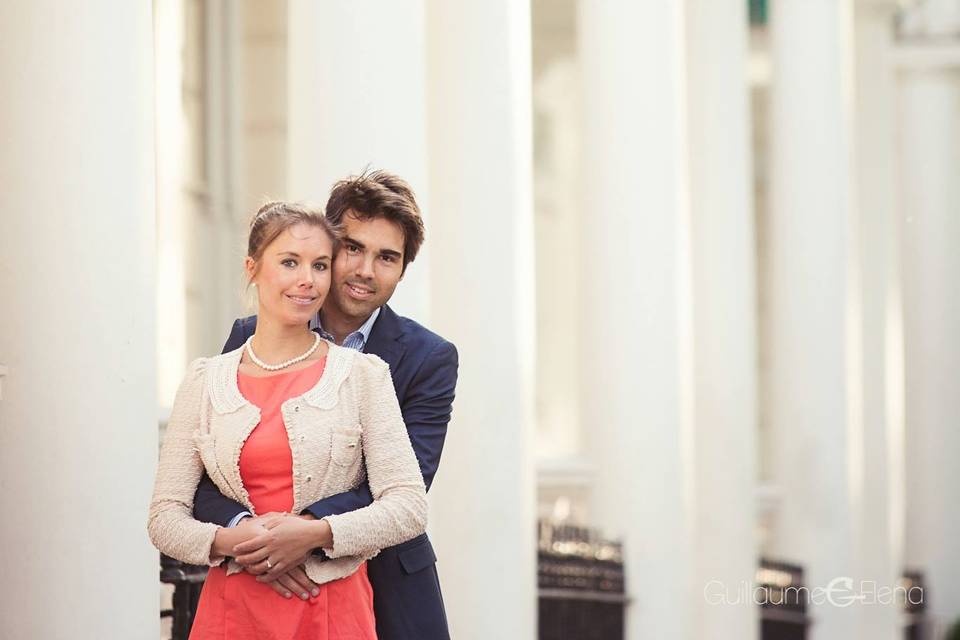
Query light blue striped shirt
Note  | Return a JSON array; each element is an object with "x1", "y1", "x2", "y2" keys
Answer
[
  {"x1": 310, "y1": 307, "x2": 380, "y2": 351},
  {"x1": 225, "y1": 307, "x2": 382, "y2": 528}
]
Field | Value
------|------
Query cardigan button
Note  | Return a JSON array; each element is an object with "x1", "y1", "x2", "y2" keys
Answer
[
  {"x1": 294, "y1": 406, "x2": 300, "y2": 412},
  {"x1": 306, "y1": 475, "x2": 312, "y2": 482}
]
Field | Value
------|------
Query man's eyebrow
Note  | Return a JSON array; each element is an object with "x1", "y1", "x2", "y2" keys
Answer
[
  {"x1": 343, "y1": 236, "x2": 365, "y2": 249},
  {"x1": 342, "y1": 236, "x2": 402, "y2": 258}
]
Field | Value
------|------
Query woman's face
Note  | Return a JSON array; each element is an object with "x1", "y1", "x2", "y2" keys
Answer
[{"x1": 246, "y1": 222, "x2": 333, "y2": 327}]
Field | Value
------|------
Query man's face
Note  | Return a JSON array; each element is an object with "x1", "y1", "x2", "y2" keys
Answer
[{"x1": 327, "y1": 212, "x2": 405, "y2": 321}]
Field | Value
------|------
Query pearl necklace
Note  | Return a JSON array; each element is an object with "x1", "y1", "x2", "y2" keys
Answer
[{"x1": 244, "y1": 332, "x2": 322, "y2": 371}]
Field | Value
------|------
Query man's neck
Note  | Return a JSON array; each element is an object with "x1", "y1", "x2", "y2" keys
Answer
[{"x1": 319, "y1": 308, "x2": 370, "y2": 346}]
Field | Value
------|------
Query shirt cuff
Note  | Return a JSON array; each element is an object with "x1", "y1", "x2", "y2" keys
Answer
[{"x1": 227, "y1": 511, "x2": 253, "y2": 528}]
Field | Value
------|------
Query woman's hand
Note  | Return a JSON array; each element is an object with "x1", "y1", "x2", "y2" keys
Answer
[{"x1": 233, "y1": 514, "x2": 333, "y2": 582}]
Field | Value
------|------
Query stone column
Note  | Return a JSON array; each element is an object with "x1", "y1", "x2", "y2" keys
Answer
[
  {"x1": 687, "y1": 1, "x2": 759, "y2": 639},
  {"x1": 898, "y1": 51, "x2": 960, "y2": 634},
  {"x1": 854, "y1": 2, "x2": 905, "y2": 638},
  {"x1": 577, "y1": 2, "x2": 695, "y2": 639},
  {"x1": 424, "y1": 1, "x2": 537, "y2": 638},
  {"x1": 287, "y1": 0, "x2": 431, "y2": 320},
  {"x1": 0, "y1": 1, "x2": 157, "y2": 637},
  {"x1": 765, "y1": 0, "x2": 861, "y2": 638}
]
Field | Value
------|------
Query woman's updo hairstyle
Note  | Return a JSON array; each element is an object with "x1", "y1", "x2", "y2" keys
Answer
[{"x1": 246, "y1": 201, "x2": 341, "y2": 281}]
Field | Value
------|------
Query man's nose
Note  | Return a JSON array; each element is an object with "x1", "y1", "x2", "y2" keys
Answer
[{"x1": 356, "y1": 254, "x2": 376, "y2": 279}]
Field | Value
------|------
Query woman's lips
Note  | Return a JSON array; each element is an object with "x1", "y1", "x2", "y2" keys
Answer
[{"x1": 286, "y1": 294, "x2": 318, "y2": 306}]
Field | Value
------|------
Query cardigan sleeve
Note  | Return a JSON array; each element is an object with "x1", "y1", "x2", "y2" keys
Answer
[
  {"x1": 322, "y1": 355, "x2": 428, "y2": 559},
  {"x1": 147, "y1": 358, "x2": 225, "y2": 567}
]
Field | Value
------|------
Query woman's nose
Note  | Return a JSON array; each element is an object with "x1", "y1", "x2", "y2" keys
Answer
[{"x1": 297, "y1": 266, "x2": 314, "y2": 286}]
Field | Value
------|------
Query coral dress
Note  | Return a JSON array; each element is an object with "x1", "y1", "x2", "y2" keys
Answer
[{"x1": 189, "y1": 357, "x2": 377, "y2": 640}]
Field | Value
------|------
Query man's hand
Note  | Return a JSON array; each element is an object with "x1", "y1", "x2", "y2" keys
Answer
[
  {"x1": 233, "y1": 514, "x2": 333, "y2": 582},
  {"x1": 210, "y1": 516, "x2": 269, "y2": 560},
  {"x1": 263, "y1": 565, "x2": 321, "y2": 601}
]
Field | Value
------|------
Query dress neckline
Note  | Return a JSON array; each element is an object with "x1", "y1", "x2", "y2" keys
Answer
[{"x1": 237, "y1": 355, "x2": 327, "y2": 380}]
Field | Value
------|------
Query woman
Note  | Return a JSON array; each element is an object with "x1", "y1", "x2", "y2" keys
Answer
[{"x1": 148, "y1": 201, "x2": 427, "y2": 639}]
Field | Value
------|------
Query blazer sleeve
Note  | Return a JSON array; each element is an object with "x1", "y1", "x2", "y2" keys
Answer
[
  {"x1": 321, "y1": 356, "x2": 428, "y2": 559},
  {"x1": 192, "y1": 317, "x2": 256, "y2": 527},
  {"x1": 400, "y1": 340, "x2": 458, "y2": 491},
  {"x1": 148, "y1": 358, "x2": 225, "y2": 566}
]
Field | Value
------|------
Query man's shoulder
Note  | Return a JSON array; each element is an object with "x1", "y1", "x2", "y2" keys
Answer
[
  {"x1": 390, "y1": 308, "x2": 455, "y2": 357},
  {"x1": 235, "y1": 314, "x2": 257, "y2": 333},
  {"x1": 221, "y1": 314, "x2": 257, "y2": 353}
]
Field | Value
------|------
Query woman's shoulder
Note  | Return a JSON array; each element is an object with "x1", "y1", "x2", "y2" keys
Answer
[
  {"x1": 185, "y1": 347, "x2": 242, "y2": 379},
  {"x1": 341, "y1": 347, "x2": 389, "y2": 380},
  {"x1": 178, "y1": 349, "x2": 247, "y2": 412}
]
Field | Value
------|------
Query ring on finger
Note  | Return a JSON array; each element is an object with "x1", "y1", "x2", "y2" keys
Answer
[{"x1": 266, "y1": 559, "x2": 273, "y2": 569}]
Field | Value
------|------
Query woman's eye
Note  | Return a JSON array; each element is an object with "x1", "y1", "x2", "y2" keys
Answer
[
  {"x1": 281, "y1": 259, "x2": 296, "y2": 267},
  {"x1": 313, "y1": 262, "x2": 328, "y2": 271}
]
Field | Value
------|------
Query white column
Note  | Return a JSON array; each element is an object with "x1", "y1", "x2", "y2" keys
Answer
[
  {"x1": 0, "y1": 2, "x2": 157, "y2": 638},
  {"x1": 686, "y1": 2, "x2": 759, "y2": 639},
  {"x1": 898, "y1": 59, "x2": 960, "y2": 634},
  {"x1": 854, "y1": 2, "x2": 905, "y2": 639},
  {"x1": 766, "y1": 1, "x2": 861, "y2": 638},
  {"x1": 287, "y1": 0, "x2": 431, "y2": 321},
  {"x1": 578, "y1": 3, "x2": 695, "y2": 639},
  {"x1": 424, "y1": 1, "x2": 537, "y2": 638}
]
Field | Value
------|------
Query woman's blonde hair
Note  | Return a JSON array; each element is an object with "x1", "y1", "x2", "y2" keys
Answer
[{"x1": 246, "y1": 201, "x2": 341, "y2": 282}]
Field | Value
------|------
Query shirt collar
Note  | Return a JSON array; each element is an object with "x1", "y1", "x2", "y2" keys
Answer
[{"x1": 312, "y1": 307, "x2": 381, "y2": 348}]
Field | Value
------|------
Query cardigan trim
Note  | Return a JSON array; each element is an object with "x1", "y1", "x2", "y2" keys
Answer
[{"x1": 205, "y1": 341, "x2": 356, "y2": 415}]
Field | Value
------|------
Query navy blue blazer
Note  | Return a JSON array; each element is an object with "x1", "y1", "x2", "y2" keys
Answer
[{"x1": 192, "y1": 304, "x2": 458, "y2": 640}]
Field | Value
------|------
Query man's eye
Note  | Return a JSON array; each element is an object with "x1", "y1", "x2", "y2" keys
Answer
[
  {"x1": 346, "y1": 244, "x2": 360, "y2": 254},
  {"x1": 380, "y1": 255, "x2": 396, "y2": 263}
]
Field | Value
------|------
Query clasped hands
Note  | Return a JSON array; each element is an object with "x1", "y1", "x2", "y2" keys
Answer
[{"x1": 216, "y1": 511, "x2": 333, "y2": 601}]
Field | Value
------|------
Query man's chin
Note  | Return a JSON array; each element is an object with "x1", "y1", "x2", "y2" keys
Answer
[{"x1": 343, "y1": 300, "x2": 378, "y2": 319}]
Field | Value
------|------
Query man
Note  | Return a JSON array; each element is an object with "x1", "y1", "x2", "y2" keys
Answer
[{"x1": 193, "y1": 170, "x2": 457, "y2": 640}]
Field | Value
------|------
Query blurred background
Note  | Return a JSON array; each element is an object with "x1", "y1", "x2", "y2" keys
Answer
[{"x1": 1, "y1": 0, "x2": 959, "y2": 639}]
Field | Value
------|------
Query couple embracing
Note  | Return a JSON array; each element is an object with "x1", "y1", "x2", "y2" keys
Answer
[{"x1": 149, "y1": 170, "x2": 457, "y2": 640}]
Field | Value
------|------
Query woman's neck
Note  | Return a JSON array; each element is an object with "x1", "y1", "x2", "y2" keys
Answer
[{"x1": 249, "y1": 314, "x2": 317, "y2": 363}]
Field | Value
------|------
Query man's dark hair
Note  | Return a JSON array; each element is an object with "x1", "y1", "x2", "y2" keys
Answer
[{"x1": 326, "y1": 169, "x2": 426, "y2": 273}]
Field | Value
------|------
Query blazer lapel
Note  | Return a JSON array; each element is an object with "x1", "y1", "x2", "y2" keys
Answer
[{"x1": 364, "y1": 304, "x2": 405, "y2": 371}]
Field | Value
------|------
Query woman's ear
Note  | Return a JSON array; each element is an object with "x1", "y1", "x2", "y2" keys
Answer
[{"x1": 244, "y1": 256, "x2": 258, "y2": 286}]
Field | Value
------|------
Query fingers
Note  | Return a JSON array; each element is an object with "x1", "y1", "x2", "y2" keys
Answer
[
  {"x1": 233, "y1": 533, "x2": 272, "y2": 560},
  {"x1": 276, "y1": 573, "x2": 309, "y2": 600},
  {"x1": 257, "y1": 557, "x2": 291, "y2": 583},
  {"x1": 243, "y1": 559, "x2": 268, "y2": 576},
  {"x1": 268, "y1": 577, "x2": 294, "y2": 599},
  {"x1": 286, "y1": 566, "x2": 321, "y2": 598},
  {"x1": 234, "y1": 545, "x2": 271, "y2": 566}
]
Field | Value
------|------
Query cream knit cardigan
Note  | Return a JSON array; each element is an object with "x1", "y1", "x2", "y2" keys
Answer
[{"x1": 147, "y1": 342, "x2": 428, "y2": 585}]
